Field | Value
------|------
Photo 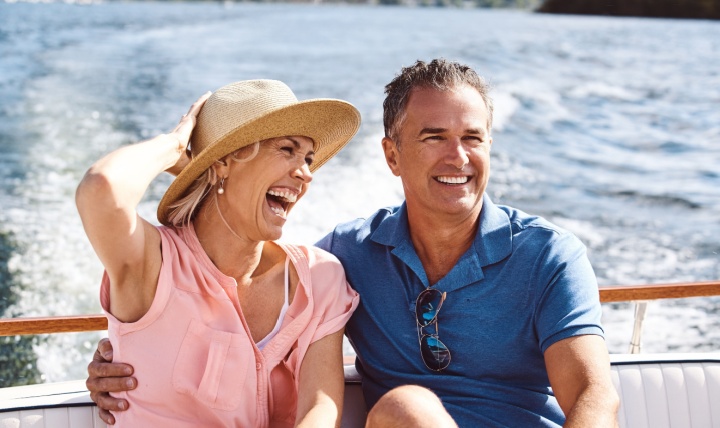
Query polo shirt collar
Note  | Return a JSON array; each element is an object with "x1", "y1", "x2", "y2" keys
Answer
[
  {"x1": 370, "y1": 201, "x2": 411, "y2": 248},
  {"x1": 370, "y1": 194, "x2": 512, "y2": 291},
  {"x1": 475, "y1": 193, "x2": 513, "y2": 267}
]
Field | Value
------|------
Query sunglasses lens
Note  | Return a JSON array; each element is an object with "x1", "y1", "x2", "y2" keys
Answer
[
  {"x1": 415, "y1": 289, "x2": 445, "y2": 327},
  {"x1": 420, "y1": 335, "x2": 451, "y2": 371}
]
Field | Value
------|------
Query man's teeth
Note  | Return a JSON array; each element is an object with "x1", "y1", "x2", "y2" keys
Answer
[
  {"x1": 437, "y1": 176, "x2": 469, "y2": 184},
  {"x1": 267, "y1": 189, "x2": 297, "y2": 202}
]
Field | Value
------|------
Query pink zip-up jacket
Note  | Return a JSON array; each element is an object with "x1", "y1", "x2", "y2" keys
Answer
[{"x1": 100, "y1": 225, "x2": 359, "y2": 427}]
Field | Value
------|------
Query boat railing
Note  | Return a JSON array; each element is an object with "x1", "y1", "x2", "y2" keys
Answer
[
  {"x1": 1, "y1": 281, "x2": 719, "y2": 354},
  {"x1": 599, "y1": 280, "x2": 720, "y2": 353}
]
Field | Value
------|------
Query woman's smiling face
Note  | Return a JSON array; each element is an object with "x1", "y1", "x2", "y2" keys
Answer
[{"x1": 218, "y1": 135, "x2": 315, "y2": 242}]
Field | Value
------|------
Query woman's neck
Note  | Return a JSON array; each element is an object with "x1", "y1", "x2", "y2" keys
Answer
[{"x1": 193, "y1": 203, "x2": 265, "y2": 285}]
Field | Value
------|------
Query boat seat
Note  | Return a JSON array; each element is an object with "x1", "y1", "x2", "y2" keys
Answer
[
  {"x1": 1, "y1": 353, "x2": 719, "y2": 427},
  {"x1": 610, "y1": 353, "x2": 720, "y2": 428}
]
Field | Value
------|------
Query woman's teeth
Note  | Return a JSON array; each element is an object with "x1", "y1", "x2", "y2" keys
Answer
[
  {"x1": 267, "y1": 189, "x2": 297, "y2": 202},
  {"x1": 270, "y1": 206, "x2": 286, "y2": 217}
]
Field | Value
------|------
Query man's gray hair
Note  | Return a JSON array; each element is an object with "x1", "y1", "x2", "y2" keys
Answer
[{"x1": 383, "y1": 59, "x2": 494, "y2": 144}]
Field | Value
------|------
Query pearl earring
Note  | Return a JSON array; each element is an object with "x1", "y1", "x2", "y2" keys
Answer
[{"x1": 218, "y1": 178, "x2": 225, "y2": 195}]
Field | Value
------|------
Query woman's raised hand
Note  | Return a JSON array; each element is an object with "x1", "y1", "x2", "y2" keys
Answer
[{"x1": 165, "y1": 91, "x2": 212, "y2": 177}]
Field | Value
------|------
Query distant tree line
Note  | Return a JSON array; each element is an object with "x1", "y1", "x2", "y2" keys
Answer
[
  {"x1": 354, "y1": 0, "x2": 543, "y2": 8},
  {"x1": 538, "y1": 0, "x2": 720, "y2": 19}
]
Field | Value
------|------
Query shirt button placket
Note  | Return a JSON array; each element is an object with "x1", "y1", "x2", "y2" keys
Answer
[{"x1": 255, "y1": 359, "x2": 268, "y2": 427}]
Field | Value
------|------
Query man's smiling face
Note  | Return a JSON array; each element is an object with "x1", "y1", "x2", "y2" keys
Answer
[{"x1": 383, "y1": 84, "x2": 493, "y2": 221}]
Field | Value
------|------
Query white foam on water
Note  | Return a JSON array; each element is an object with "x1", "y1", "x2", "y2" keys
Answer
[
  {"x1": 551, "y1": 217, "x2": 606, "y2": 249},
  {"x1": 567, "y1": 82, "x2": 641, "y2": 102},
  {"x1": 490, "y1": 90, "x2": 520, "y2": 132}
]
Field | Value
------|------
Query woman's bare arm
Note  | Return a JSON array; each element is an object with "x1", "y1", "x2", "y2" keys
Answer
[
  {"x1": 294, "y1": 330, "x2": 346, "y2": 428},
  {"x1": 75, "y1": 93, "x2": 209, "y2": 321}
]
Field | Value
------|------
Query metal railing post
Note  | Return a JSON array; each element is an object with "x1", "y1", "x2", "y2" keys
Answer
[{"x1": 628, "y1": 301, "x2": 649, "y2": 354}]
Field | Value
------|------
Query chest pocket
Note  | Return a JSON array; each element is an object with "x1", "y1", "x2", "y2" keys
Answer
[{"x1": 173, "y1": 318, "x2": 255, "y2": 411}]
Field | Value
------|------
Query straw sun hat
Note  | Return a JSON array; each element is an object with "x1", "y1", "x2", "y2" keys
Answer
[{"x1": 157, "y1": 79, "x2": 361, "y2": 226}]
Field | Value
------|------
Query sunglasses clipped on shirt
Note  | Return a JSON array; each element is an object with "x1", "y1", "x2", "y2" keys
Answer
[{"x1": 415, "y1": 288, "x2": 451, "y2": 371}]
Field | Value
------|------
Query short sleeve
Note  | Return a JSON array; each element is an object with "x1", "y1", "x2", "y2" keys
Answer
[
  {"x1": 305, "y1": 246, "x2": 359, "y2": 344},
  {"x1": 314, "y1": 230, "x2": 334, "y2": 253},
  {"x1": 100, "y1": 226, "x2": 179, "y2": 334},
  {"x1": 534, "y1": 232, "x2": 604, "y2": 353}
]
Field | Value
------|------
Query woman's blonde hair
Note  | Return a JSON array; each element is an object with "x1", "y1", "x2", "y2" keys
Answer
[{"x1": 165, "y1": 142, "x2": 260, "y2": 227}]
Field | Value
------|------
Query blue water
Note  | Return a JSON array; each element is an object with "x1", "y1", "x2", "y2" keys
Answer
[{"x1": 1, "y1": 2, "x2": 719, "y2": 382}]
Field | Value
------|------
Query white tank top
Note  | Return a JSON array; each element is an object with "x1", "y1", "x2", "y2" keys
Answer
[{"x1": 255, "y1": 256, "x2": 290, "y2": 350}]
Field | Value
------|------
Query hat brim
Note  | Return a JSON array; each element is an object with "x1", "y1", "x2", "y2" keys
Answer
[{"x1": 157, "y1": 98, "x2": 360, "y2": 226}]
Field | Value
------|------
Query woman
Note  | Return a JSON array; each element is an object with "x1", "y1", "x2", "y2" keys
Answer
[{"x1": 76, "y1": 80, "x2": 361, "y2": 427}]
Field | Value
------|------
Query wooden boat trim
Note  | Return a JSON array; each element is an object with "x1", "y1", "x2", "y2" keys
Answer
[
  {"x1": 598, "y1": 280, "x2": 720, "y2": 303},
  {"x1": 1, "y1": 281, "x2": 719, "y2": 337},
  {"x1": 0, "y1": 315, "x2": 108, "y2": 336}
]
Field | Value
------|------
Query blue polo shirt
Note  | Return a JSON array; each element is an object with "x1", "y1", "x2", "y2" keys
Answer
[{"x1": 316, "y1": 194, "x2": 604, "y2": 427}]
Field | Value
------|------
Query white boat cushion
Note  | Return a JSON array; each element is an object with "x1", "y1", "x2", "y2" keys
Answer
[
  {"x1": 0, "y1": 407, "x2": 104, "y2": 428},
  {"x1": 610, "y1": 354, "x2": 720, "y2": 428}
]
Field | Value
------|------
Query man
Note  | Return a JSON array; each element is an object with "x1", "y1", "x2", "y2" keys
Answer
[{"x1": 87, "y1": 59, "x2": 619, "y2": 427}]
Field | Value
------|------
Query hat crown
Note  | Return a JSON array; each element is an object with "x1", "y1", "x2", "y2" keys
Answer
[{"x1": 192, "y1": 80, "x2": 299, "y2": 155}]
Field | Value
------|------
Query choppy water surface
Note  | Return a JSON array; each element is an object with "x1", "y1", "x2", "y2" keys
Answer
[{"x1": 1, "y1": 2, "x2": 718, "y2": 382}]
